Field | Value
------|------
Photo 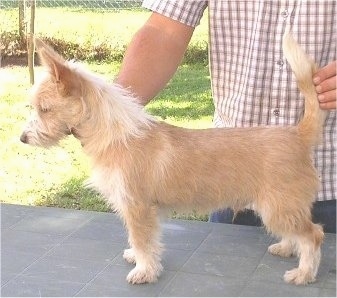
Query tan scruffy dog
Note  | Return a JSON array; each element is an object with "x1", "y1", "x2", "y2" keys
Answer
[{"x1": 21, "y1": 31, "x2": 326, "y2": 286}]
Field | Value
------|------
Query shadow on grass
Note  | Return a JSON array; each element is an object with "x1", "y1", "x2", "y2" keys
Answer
[{"x1": 35, "y1": 176, "x2": 111, "y2": 212}]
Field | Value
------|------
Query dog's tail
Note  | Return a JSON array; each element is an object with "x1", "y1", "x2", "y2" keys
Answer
[{"x1": 282, "y1": 28, "x2": 326, "y2": 147}]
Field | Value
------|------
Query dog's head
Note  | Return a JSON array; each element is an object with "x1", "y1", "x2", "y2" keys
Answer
[
  {"x1": 20, "y1": 38, "x2": 85, "y2": 147},
  {"x1": 21, "y1": 38, "x2": 154, "y2": 152}
]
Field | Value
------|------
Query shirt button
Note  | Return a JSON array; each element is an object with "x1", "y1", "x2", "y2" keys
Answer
[
  {"x1": 281, "y1": 9, "x2": 288, "y2": 19},
  {"x1": 276, "y1": 59, "x2": 284, "y2": 69},
  {"x1": 273, "y1": 109, "x2": 280, "y2": 117}
]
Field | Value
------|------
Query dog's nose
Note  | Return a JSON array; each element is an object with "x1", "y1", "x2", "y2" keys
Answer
[{"x1": 20, "y1": 133, "x2": 28, "y2": 143}]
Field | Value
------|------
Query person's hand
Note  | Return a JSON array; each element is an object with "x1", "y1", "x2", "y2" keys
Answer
[{"x1": 313, "y1": 61, "x2": 336, "y2": 110}]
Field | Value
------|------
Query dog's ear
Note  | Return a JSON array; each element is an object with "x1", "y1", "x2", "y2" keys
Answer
[
  {"x1": 35, "y1": 38, "x2": 81, "y2": 97},
  {"x1": 35, "y1": 38, "x2": 66, "y2": 81}
]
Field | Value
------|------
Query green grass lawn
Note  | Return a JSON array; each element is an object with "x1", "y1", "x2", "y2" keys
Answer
[{"x1": 1, "y1": 62, "x2": 213, "y2": 219}]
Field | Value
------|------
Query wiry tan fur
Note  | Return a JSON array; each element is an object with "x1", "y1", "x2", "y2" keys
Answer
[{"x1": 21, "y1": 32, "x2": 325, "y2": 285}]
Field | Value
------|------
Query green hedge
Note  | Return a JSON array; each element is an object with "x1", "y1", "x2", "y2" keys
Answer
[{"x1": 1, "y1": 32, "x2": 208, "y2": 65}]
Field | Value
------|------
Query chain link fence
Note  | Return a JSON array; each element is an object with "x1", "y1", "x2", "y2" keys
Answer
[{"x1": 1, "y1": 0, "x2": 142, "y2": 9}]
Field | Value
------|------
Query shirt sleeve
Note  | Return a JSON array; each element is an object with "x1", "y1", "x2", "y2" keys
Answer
[{"x1": 142, "y1": 0, "x2": 208, "y2": 27}]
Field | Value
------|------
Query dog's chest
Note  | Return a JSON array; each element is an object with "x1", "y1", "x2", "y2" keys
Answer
[{"x1": 90, "y1": 167, "x2": 128, "y2": 210}]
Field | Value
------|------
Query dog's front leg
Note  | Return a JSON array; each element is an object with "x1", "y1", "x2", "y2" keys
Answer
[{"x1": 121, "y1": 204, "x2": 163, "y2": 284}]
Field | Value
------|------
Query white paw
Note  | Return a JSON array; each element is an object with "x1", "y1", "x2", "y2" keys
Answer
[
  {"x1": 126, "y1": 263, "x2": 163, "y2": 284},
  {"x1": 123, "y1": 248, "x2": 136, "y2": 264},
  {"x1": 284, "y1": 268, "x2": 315, "y2": 285},
  {"x1": 268, "y1": 243, "x2": 293, "y2": 258}
]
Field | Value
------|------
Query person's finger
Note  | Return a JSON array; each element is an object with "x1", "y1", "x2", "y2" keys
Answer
[
  {"x1": 313, "y1": 61, "x2": 337, "y2": 84},
  {"x1": 319, "y1": 98, "x2": 336, "y2": 110},
  {"x1": 315, "y1": 76, "x2": 336, "y2": 94}
]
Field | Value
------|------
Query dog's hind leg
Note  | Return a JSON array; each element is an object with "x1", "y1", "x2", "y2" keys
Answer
[
  {"x1": 268, "y1": 237, "x2": 297, "y2": 258},
  {"x1": 257, "y1": 198, "x2": 324, "y2": 285},
  {"x1": 121, "y1": 204, "x2": 163, "y2": 284},
  {"x1": 283, "y1": 223, "x2": 323, "y2": 285}
]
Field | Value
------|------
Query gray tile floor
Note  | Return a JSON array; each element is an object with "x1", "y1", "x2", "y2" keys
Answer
[{"x1": 1, "y1": 203, "x2": 336, "y2": 297}]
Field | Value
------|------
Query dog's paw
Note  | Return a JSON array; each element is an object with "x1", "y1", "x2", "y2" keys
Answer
[
  {"x1": 284, "y1": 268, "x2": 315, "y2": 285},
  {"x1": 268, "y1": 242, "x2": 293, "y2": 258},
  {"x1": 123, "y1": 248, "x2": 136, "y2": 264},
  {"x1": 126, "y1": 264, "x2": 163, "y2": 284}
]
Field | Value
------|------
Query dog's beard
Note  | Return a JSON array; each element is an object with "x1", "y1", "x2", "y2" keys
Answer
[{"x1": 21, "y1": 117, "x2": 70, "y2": 147}]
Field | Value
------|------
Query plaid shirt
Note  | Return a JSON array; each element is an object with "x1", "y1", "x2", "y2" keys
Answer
[{"x1": 143, "y1": 0, "x2": 336, "y2": 202}]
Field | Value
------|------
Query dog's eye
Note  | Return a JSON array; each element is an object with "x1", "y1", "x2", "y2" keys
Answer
[{"x1": 39, "y1": 106, "x2": 51, "y2": 113}]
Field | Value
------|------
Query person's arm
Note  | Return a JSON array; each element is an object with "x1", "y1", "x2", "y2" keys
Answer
[
  {"x1": 313, "y1": 60, "x2": 336, "y2": 110},
  {"x1": 115, "y1": 12, "x2": 195, "y2": 105}
]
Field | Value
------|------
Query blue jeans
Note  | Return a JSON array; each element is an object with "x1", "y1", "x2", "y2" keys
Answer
[{"x1": 209, "y1": 200, "x2": 336, "y2": 233}]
